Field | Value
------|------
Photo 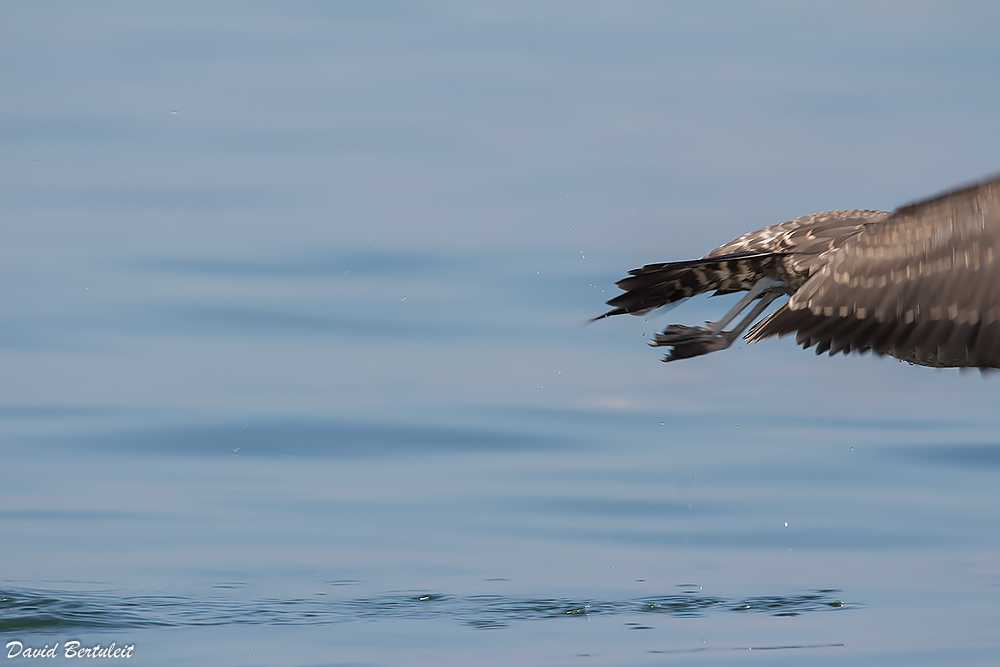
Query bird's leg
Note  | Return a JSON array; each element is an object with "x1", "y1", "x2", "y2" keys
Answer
[
  {"x1": 706, "y1": 276, "x2": 784, "y2": 335},
  {"x1": 651, "y1": 277, "x2": 784, "y2": 361}
]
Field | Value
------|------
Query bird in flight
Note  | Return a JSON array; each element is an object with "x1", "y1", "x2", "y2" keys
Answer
[{"x1": 596, "y1": 176, "x2": 1000, "y2": 369}]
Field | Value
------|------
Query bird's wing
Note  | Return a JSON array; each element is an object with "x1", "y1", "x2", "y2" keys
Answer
[{"x1": 746, "y1": 176, "x2": 1000, "y2": 368}]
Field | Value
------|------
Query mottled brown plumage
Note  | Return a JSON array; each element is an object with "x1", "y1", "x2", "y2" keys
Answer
[{"x1": 598, "y1": 176, "x2": 1000, "y2": 369}]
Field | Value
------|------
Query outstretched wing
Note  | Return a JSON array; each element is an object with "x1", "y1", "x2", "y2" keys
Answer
[{"x1": 747, "y1": 176, "x2": 1000, "y2": 368}]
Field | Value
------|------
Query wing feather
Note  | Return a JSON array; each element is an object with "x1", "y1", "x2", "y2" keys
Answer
[{"x1": 748, "y1": 177, "x2": 1000, "y2": 368}]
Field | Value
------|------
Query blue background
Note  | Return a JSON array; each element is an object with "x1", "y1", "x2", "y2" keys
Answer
[{"x1": 2, "y1": 3, "x2": 999, "y2": 665}]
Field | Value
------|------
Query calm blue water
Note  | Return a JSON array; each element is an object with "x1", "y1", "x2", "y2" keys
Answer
[{"x1": 2, "y1": 3, "x2": 999, "y2": 665}]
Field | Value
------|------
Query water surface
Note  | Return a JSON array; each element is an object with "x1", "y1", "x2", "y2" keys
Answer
[{"x1": 2, "y1": 3, "x2": 999, "y2": 665}]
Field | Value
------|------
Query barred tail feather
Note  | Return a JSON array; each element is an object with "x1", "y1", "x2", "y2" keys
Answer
[{"x1": 596, "y1": 252, "x2": 782, "y2": 319}]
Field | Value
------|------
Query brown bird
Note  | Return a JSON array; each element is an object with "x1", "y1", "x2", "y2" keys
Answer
[{"x1": 596, "y1": 176, "x2": 1000, "y2": 369}]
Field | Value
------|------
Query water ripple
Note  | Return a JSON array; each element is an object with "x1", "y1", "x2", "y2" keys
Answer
[{"x1": 0, "y1": 588, "x2": 853, "y2": 633}]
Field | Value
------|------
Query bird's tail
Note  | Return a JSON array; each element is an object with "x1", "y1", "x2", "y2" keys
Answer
[{"x1": 594, "y1": 251, "x2": 782, "y2": 319}]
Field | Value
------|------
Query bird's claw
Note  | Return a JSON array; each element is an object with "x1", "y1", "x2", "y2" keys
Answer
[{"x1": 649, "y1": 324, "x2": 728, "y2": 361}]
